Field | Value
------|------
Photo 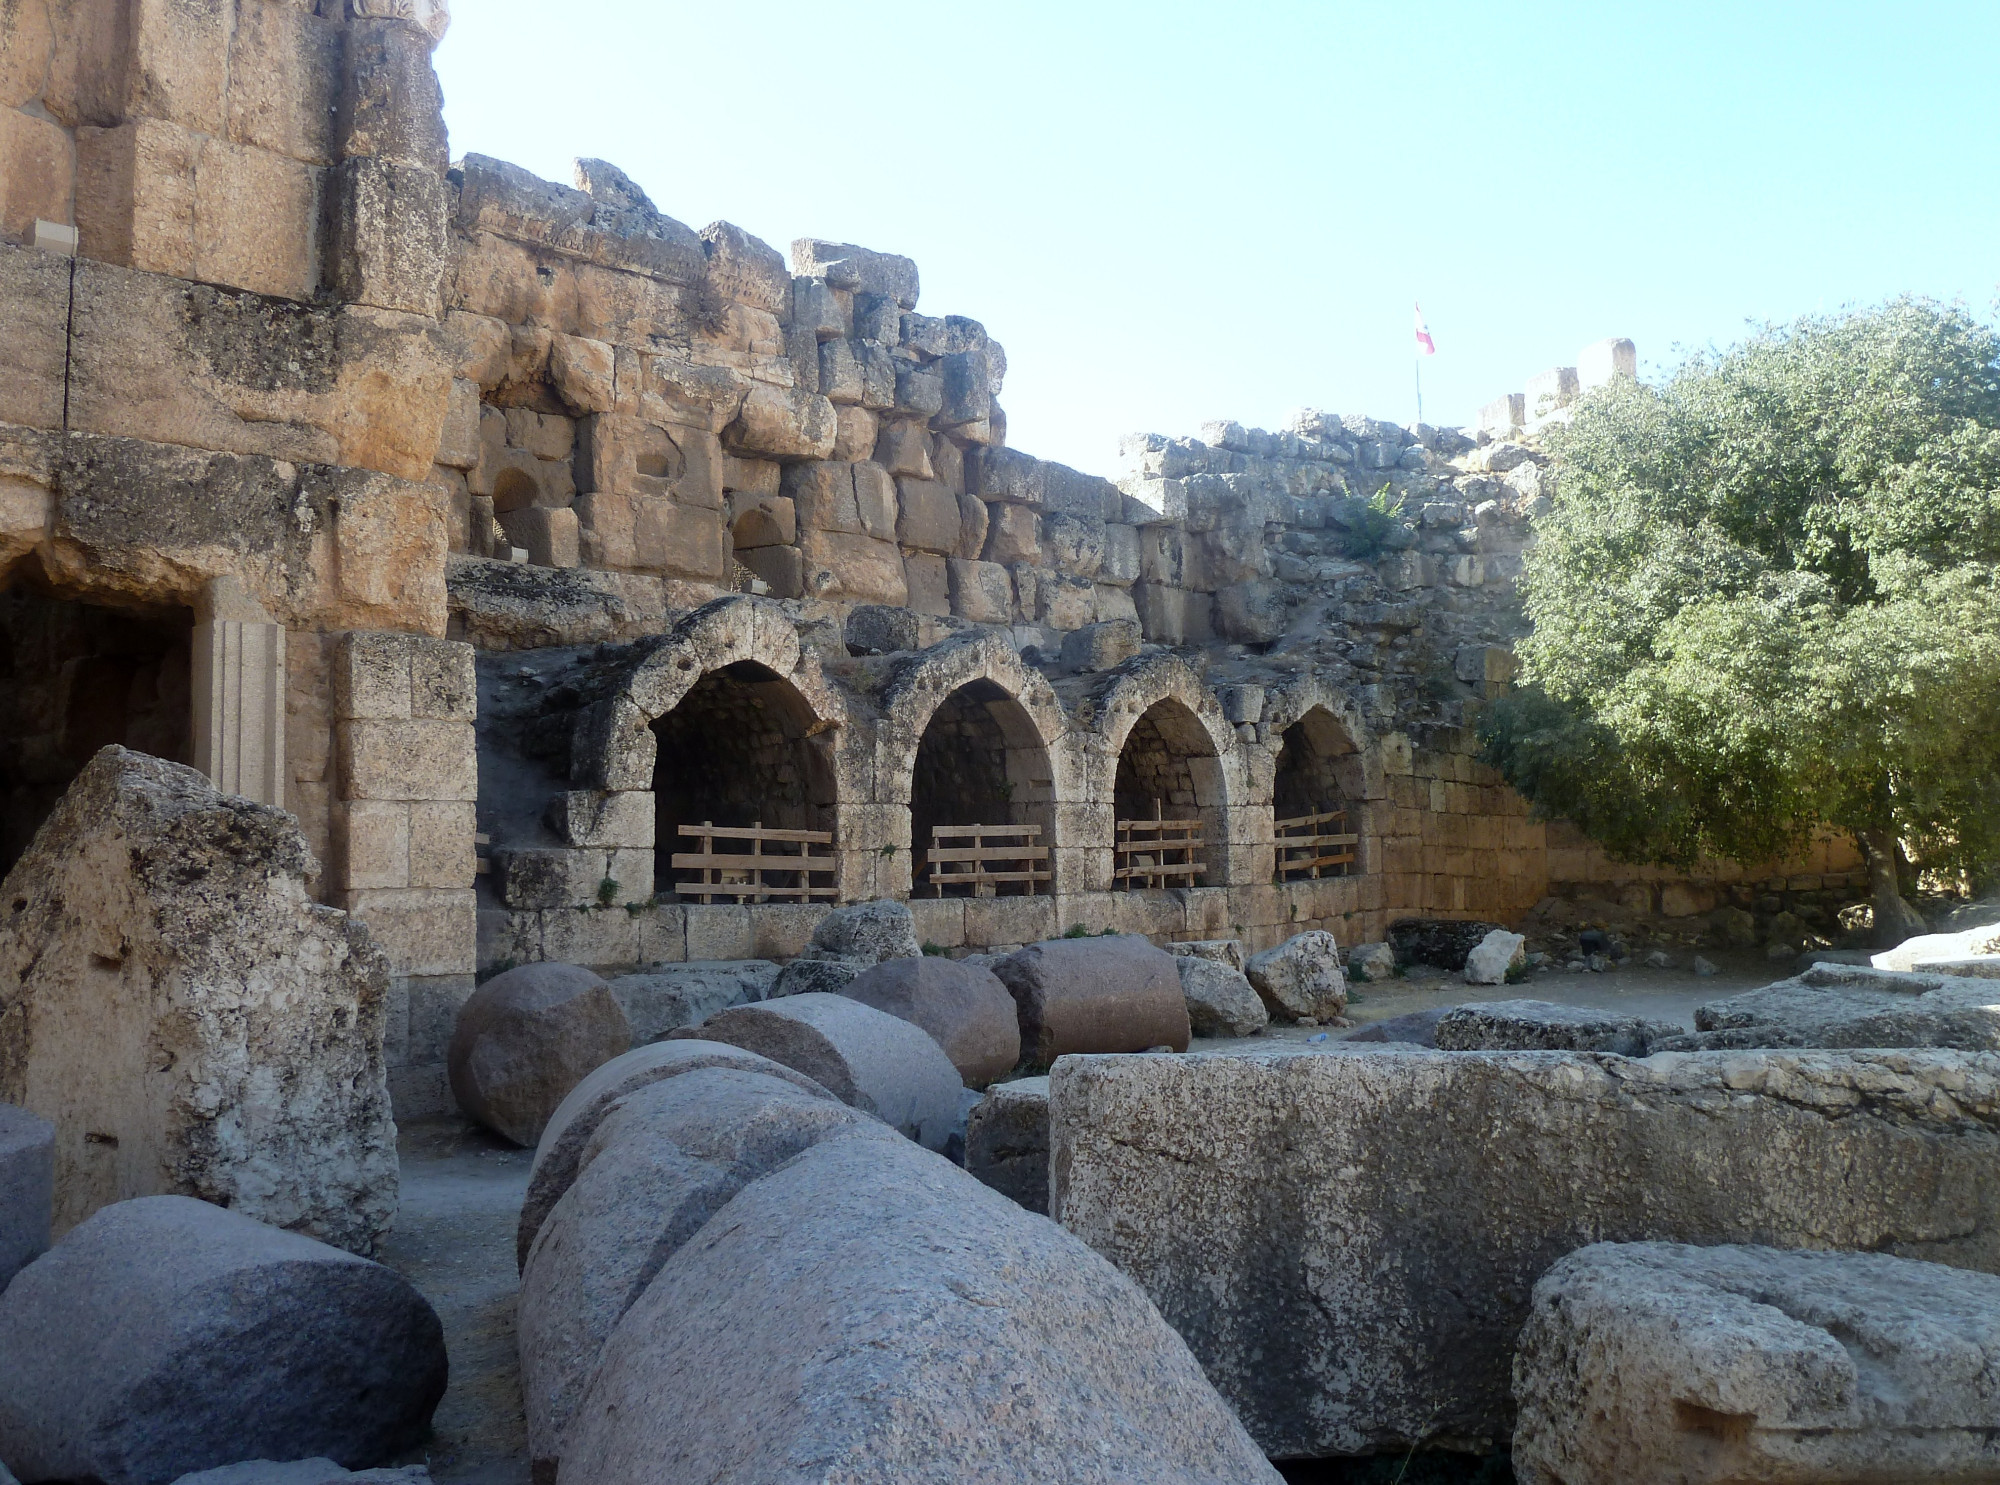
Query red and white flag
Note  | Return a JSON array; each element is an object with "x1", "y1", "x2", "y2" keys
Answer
[{"x1": 1414, "y1": 302, "x2": 1437, "y2": 356}]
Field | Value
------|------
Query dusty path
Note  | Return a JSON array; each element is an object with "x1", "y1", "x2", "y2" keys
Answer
[{"x1": 377, "y1": 1120, "x2": 534, "y2": 1485}]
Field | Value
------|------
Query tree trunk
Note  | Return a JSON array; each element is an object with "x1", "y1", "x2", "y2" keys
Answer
[{"x1": 1859, "y1": 827, "x2": 1927, "y2": 949}]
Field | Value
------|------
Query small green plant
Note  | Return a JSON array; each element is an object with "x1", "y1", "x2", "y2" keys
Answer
[
  {"x1": 879, "y1": 843, "x2": 898, "y2": 856},
  {"x1": 921, "y1": 941, "x2": 949, "y2": 957},
  {"x1": 1340, "y1": 485, "x2": 1407, "y2": 560},
  {"x1": 1063, "y1": 923, "x2": 1091, "y2": 938},
  {"x1": 596, "y1": 876, "x2": 619, "y2": 906},
  {"x1": 1504, "y1": 961, "x2": 1531, "y2": 985},
  {"x1": 624, "y1": 893, "x2": 659, "y2": 916},
  {"x1": 1100, "y1": 926, "x2": 1119, "y2": 936}
]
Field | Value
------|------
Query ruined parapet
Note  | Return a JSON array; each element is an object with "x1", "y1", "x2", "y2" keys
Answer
[
  {"x1": 1480, "y1": 336, "x2": 1638, "y2": 438},
  {"x1": 0, "y1": 748, "x2": 398, "y2": 1255}
]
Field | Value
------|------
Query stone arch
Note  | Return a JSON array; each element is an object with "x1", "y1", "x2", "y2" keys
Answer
[
  {"x1": 575, "y1": 596, "x2": 860, "y2": 899},
  {"x1": 1264, "y1": 680, "x2": 1381, "y2": 877},
  {"x1": 1093, "y1": 657, "x2": 1244, "y2": 888},
  {"x1": 879, "y1": 633, "x2": 1078, "y2": 897}
]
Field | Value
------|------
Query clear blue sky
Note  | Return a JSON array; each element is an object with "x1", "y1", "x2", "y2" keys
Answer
[{"x1": 436, "y1": 2, "x2": 2000, "y2": 475}]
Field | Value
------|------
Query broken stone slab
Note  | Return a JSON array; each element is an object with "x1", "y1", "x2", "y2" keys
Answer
[
  {"x1": 559, "y1": 1130, "x2": 1281, "y2": 1484},
  {"x1": 1874, "y1": 920, "x2": 2000, "y2": 973},
  {"x1": 839, "y1": 956, "x2": 1021, "y2": 1088},
  {"x1": 605, "y1": 960, "x2": 777, "y2": 1043},
  {"x1": 1166, "y1": 938, "x2": 1247, "y2": 972},
  {"x1": 965, "y1": 1076, "x2": 1051, "y2": 1215},
  {"x1": 0, "y1": 1105, "x2": 53, "y2": 1291},
  {"x1": 992, "y1": 936, "x2": 1191, "y2": 1062},
  {"x1": 668, "y1": 993, "x2": 963, "y2": 1149},
  {"x1": 0, "y1": 748, "x2": 397, "y2": 1255},
  {"x1": 1052, "y1": 1045, "x2": 2000, "y2": 1458},
  {"x1": 0, "y1": 1196, "x2": 446, "y2": 1485},
  {"x1": 769, "y1": 955, "x2": 869, "y2": 997},
  {"x1": 516, "y1": 1038, "x2": 836, "y2": 1269},
  {"x1": 801, "y1": 897, "x2": 922, "y2": 963},
  {"x1": 1514, "y1": 1241, "x2": 2000, "y2": 1485},
  {"x1": 1435, "y1": 1000, "x2": 1686, "y2": 1056},
  {"x1": 1176, "y1": 956, "x2": 1269, "y2": 1038},
  {"x1": 1339, "y1": 1007, "x2": 1448, "y2": 1046},
  {"x1": 1344, "y1": 941, "x2": 1398, "y2": 982},
  {"x1": 1388, "y1": 917, "x2": 1503, "y2": 971},
  {"x1": 1654, "y1": 964, "x2": 2000, "y2": 1052},
  {"x1": 1461, "y1": 928, "x2": 1527, "y2": 985},
  {"x1": 519, "y1": 1069, "x2": 884, "y2": 1475},
  {"x1": 1244, "y1": 930, "x2": 1348, "y2": 1022},
  {"x1": 448, "y1": 962, "x2": 633, "y2": 1147}
]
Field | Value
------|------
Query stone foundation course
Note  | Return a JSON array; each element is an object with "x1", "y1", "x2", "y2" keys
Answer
[{"x1": 1051, "y1": 1045, "x2": 2000, "y2": 1457}]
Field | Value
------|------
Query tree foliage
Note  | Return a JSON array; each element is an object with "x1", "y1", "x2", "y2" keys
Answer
[{"x1": 1480, "y1": 299, "x2": 2000, "y2": 898}]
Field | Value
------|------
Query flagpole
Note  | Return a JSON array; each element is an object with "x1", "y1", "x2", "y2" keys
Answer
[{"x1": 1415, "y1": 355, "x2": 1423, "y2": 425}]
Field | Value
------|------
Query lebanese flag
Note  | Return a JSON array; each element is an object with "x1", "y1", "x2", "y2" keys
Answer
[{"x1": 1414, "y1": 302, "x2": 1437, "y2": 356}]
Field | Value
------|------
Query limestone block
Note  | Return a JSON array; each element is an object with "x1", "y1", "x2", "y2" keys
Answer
[
  {"x1": 699, "y1": 220, "x2": 788, "y2": 312},
  {"x1": 1133, "y1": 581, "x2": 1187, "y2": 644},
  {"x1": 938, "y1": 347, "x2": 992, "y2": 426},
  {"x1": 635, "y1": 902, "x2": 686, "y2": 963},
  {"x1": 1059, "y1": 619, "x2": 1140, "y2": 673},
  {"x1": 1575, "y1": 336, "x2": 1637, "y2": 389},
  {"x1": 799, "y1": 528, "x2": 908, "y2": 606},
  {"x1": 192, "y1": 578, "x2": 288, "y2": 808},
  {"x1": 552, "y1": 790, "x2": 654, "y2": 849},
  {"x1": 1214, "y1": 579, "x2": 1286, "y2": 643},
  {"x1": 903, "y1": 551, "x2": 950, "y2": 616},
  {"x1": 782, "y1": 459, "x2": 858, "y2": 533},
  {"x1": 966, "y1": 1075, "x2": 1051, "y2": 1213},
  {"x1": 851, "y1": 460, "x2": 898, "y2": 538},
  {"x1": 791, "y1": 238, "x2": 920, "y2": 308},
  {"x1": 327, "y1": 156, "x2": 448, "y2": 317},
  {"x1": 409, "y1": 637, "x2": 475, "y2": 720},
  {"x1": 448, "y1": 963, "x2": 632, "y2": 1146},
  {"x1": 1875, "y1": 921, "x2": 2000, "y2": 972},
  {"x1": 561, "y1": 1131, "x2": 1280, "y2": 1485},
  {"x1": 336, "y1": 798, "x2": 409, "y2": 890},
  {"x1": 0, "y1": 1197, "x2": 445, "y2": 1485},
  {"x1": 817, "y1": 339, "x2": 863, "y2": 403},
  {"x1": 948, "y1": 557, "x2": 1012, "y2": 624},
  {"x1": 1167, "y1": 938, "x2": 1247, "y2": 972},
  {"x1": 983, "y1": 501, "x2": 1039, "y2": 564},
  {"x1": 1053, "y1": 1045, "x2": 2000, "y2": 1457},
  {"x1": 518, "y1": 1070, "x2": 879, "y2": 1475},
  {"x1": 1462, "y1": 927, "x2": 1527, "y2": 984},
  {"x1": 74, "y1": 119, "x2": 196, "y2": 279},
  {"x1": 1176, "y1": 956, "x2": 1268, "y2": 1038},
  {"x1": 1656, "y1": 965, "x2": 2000, "y2": 1052},
  {"x1": 0, "y1": 1103, "x2": 53, "y2": 1290},
  {"x1": 875, "y1": 419, "x2": 933, "y2": 478},
  {"x1": 497, "y1": 847, "x2": 611, "y2": 912},
  {"x1": 669, "y1": 992, "x2": 962, "y2": 1149},
  {"x1": 336, "y1": 17, "x2": 449, "y2": 170},
  {"x1": 1436, "y1": 1000, "x2": 1685, "y2": 1056},
  {"x1": 498, "y1": 504, "x2": 581, "y2": 568},
  {"x1": 346, "y1": 888, "x2": 475, "y2": 977},
  {"x1": 337, "y1": 718, "x2": 476, "y2": 801},
  {"x1": 894, "y1": 361, "x2": 944, "y2": 419},
  {"x1": 832, "y1": 403, "x2": 876, "y2": 461},
  {"x1": 896, "y1": 476, "x2": 961, "y2": 554},
  {"x1": 726, "y1": 383, "x2": 836, "y2": 460},
  {"x1": 0, "y1": 750, "x2": 397, "y2": 1253},
  {"x1": 1513, "y1": 1242, "x2": 2000, "y2": 1485},
  {"x1": 683, "y1": 904, "x2": 752, "y2": 961},
  {"x1": 407, "y1": 800, "x2": 474, "y2": 889},
  {"x1": 1035, "y1": 572, "x2": 1096, "y2": 631},
  {"x1": 963, "y1": 894, "x2": 1058, "y2": 950},
  {"x1": 0, "y1": 106, "x2": 71, "y2": 243},
  {"x1": 539, "y1": 904, "x2": 639, "y2": 970},
  {"x1": 735, "y1": 542, "x2": 801, "y2": 598},
  {"x1": 841, "y1": 957, "x2": 1022, "y2": 1088},
  {"x1": 1244, "y1": 930, "x2": 1347, "y2": 1022}
]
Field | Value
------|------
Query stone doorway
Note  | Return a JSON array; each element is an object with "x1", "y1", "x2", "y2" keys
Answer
[
  {"x1": 0, "y1": 587, "x2": 194, "y2": 880},
  {"x1": 910, "y1": 680, "x2": 1055, "y2": 897},
  {"x1": 649, "y1": 661, "x2": 836, "y2": 901},
  {"x1": 1112, "y1": 698, "x2": 1225, "y2": 887}
]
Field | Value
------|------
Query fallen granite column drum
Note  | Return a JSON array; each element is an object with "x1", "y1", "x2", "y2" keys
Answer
[
  {"x1": 1051, "y1": 1046, "x2": 2000, "y2": 1459},
  {"x1": 0, "y1": 1196, "x2": 446, "y2": 1485}
]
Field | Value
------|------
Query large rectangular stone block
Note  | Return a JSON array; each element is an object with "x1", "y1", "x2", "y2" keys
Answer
[
  {"x1": 344, "y1": 886, "x2": 475, "y2": 977},
  {"x1": 1053, "y1": 1046, "x2": 2000, "y2": 1459},
  {"x1": 337, "y1": 718, "x2": 477, "y2": 801}
]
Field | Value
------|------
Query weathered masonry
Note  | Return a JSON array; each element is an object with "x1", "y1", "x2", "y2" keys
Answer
[{"x1": 0, "y1": 0, "x2": 1858, "y2": 1116}]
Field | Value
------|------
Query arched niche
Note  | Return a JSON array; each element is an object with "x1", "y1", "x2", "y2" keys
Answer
[
  {"x1": 651, "y1": 659, "x2": 837, "y2": 900},
  {"x1": 910, "y1": 678, "x2": 1056, "y2": 897},
  {"x1": 1272, "y1": 704, "x2": 1367, "y2": 879},
  {"x1": 1112, "y1": 697, "x2": 1227, "y2": 887}
]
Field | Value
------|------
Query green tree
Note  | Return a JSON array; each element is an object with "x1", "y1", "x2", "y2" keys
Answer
[{"x1": 1480, "y1": 300, "x2": 2000, "y2": 944}]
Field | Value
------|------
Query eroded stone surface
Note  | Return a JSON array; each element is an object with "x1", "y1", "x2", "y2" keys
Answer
[
  {"x1": 1435, "y1": 999, "x2": 1685, "y2": 1056},
  {"x1": 1657, "y1": 964, "x2": 2000, "y2": 1052},
  {"x1": 1176, "y1": 955, "x2": 1269, "y2": 1038},
  {"x1": 1052, "y1": 1045, "x2": 2000, "y2": 1457},
  {"x1": 1514, "y1": 1241, "x2": 2000, "y2": 1485},
  {"x1": 0, "y1": 1197, "x2": 445, "y2": 1485},
  {"x1": 0, "y1": 749, "x2": 396, "y2": 1254},
  {"x1": 1244, "y1": 930, "x2": 1347, "y2": 1022},
  {"x1": 560, "y1": 1131, "x2": 1281, "y2": 1484},
  {"x1": 965, "y1": 1075, "x2": 1052, "y2": 1214}
]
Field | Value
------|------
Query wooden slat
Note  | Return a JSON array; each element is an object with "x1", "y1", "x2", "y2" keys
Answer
[
  {"x1": 1113, "y1": 799, "x2": 1207, "y2": 891},
  {"x1": 677, "y1": 823, "x2": 832, "y2": 845},
  {"x1": 672, "y1": 820, "x2": 837, "y2": 904},
  {"x1": 924, "y1": 823, "x2": 1049, "y2": 897},
  {"x1": 926, "y1": 845, "x2": 1050, "y2": 864},
  {"x1": 1275, "y1": 808, "x2": 1355, "y2": 882}
]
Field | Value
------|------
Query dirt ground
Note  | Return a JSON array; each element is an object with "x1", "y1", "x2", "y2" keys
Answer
[{"x1": 380, "y1": 949, "x2": 1790, "y2": 1479}]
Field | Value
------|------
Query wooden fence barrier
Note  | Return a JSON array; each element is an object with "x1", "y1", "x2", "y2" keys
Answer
[
  {"x1": 1274, "y1": 807, "x2": 1357, "y2": 881},
  {"x1": 1114, "y1": 801, "x2": 1205, "y2": 890},
  {"x1": 923, "y1": 824, "x2": 1050, "y2": 897},
  {"x1": 672, "y1": 820, "x2": 838, "y2": 903}
]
